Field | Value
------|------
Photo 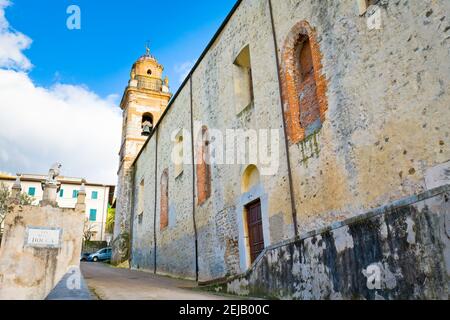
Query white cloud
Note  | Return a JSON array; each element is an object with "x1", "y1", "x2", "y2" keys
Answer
[
  {"x1": 174, "y1": 61, "x2": 194, "y2": 85},
  {"x1": 0, "y1": 2, "x2": 122, "y2": 184},
  {"x1": 0, "y1": 1, "x2": 32, "y2": 70}
]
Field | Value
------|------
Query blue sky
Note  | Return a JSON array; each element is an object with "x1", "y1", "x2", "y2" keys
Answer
[
  {"x1": 0, "y1": 0, "x2": 235, "y2": 183},
  {"x1": 7, "y1": 0, "x2": 236, "y2": 98}
]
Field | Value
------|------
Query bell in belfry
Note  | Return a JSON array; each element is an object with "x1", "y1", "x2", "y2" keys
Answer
[{"x1": 141, "y1": 121, "x2": 153, "y2": 136}]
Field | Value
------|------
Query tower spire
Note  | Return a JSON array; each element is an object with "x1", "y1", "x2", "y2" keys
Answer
[{"x1": 145, "y1": 41, "x2": 150, "y2": 57}]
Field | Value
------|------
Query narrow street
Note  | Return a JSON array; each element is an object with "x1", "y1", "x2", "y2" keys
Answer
[{"x1": 81, "y1": 262, "x2": 235, "y2": 300}]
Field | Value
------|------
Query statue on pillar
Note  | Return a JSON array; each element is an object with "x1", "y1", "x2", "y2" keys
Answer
[
  {"x1": 41, "y1": 163, "x2": 62, "y2": 207},
  {"x1": 47, "y1": 163, "x2": 62, "y2": 185}
]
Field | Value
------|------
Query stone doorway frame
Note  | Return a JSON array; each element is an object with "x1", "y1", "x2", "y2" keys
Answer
[{"x1": 236, "y1": 184, "x2": 270, "y2": 272}]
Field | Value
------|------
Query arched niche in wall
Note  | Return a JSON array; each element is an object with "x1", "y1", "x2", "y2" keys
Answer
[{"x1": 241, "y1": 164, "x2": 260, "y2": 193}]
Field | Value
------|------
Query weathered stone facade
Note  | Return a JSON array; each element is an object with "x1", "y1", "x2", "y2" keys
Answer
[
  {"x1": 112, "y1": 49, "x2": 171, "y2": 265},
  {"x1": 210, "y1": 185, "x2": 450, "y2": 299},
  {"x1": 116, "y1": 0, "x2": 450, "y2": 297},
  {"x1": 0, "y1": 181, "x2": 85, "y2": 300}
]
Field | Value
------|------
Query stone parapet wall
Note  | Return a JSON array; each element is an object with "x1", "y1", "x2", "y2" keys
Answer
[
  {"x1": 205, "y1": 185, "x2": 450, "y2": 300},
  {"x1": 0, "y1": 202, "x2": 85, "y2": 300}
]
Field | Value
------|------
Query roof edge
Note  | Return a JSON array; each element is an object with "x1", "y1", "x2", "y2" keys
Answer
[{"x1": 131, "y1": 0, "x2": 244, "y2": 168}]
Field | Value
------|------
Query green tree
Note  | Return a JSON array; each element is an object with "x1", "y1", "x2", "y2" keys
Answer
[
  {"x1": 0, "y1": 182, "x2": 33, "y2": 242},
  {"x1": 106, "y1": 207, "x2": 115, "y2": 234}
]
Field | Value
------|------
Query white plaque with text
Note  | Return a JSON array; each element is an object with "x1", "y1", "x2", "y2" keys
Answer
[{"x1": 25, "y1": 227, "x2": 62, "y2": 248}]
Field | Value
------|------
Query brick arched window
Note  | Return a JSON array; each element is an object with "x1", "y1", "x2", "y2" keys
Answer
[
  {"x1": 196, "y1": 126, "x2": 211, "y2": 205},
  {"x1": 160, "y1": 169, "x2": 169, "y2": 230},
  {"x1": 281, "y1": 21, "x2": 328, "y2": 143}
]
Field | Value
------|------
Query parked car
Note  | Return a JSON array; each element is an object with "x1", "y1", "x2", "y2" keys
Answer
[
  {"x1": 87, "y1": 247, "x2": 112, "y2": 262},
  {"x1": 80, "y1": 252, "x2": 91, "y2": 261}
]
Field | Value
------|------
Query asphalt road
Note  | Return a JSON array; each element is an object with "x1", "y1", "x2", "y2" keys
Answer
[{"x1": 81, "y1": 262, "x2": 235, "y2": 300}]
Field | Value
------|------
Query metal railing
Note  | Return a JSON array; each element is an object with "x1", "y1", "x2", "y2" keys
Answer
[{"x1": 135, "y1": 76, "x2": 163, "y2": 92}]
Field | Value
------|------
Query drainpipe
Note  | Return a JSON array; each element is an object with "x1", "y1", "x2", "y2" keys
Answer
[
  {"x1": 128, "y1": 164, "x2": 137, "y2": 266},
  {"x1": 99, "y1": 186, "x2": 106, "y2": 241},
  {"x1": 189, "y1": 77, "x2": 200, "y2": 282},
  {"x1": 268, "y1": 0, "x2": 299, "y2": 237},
  {"x1": 153, "y1": 128, "x2": 159, "y2": 274}
]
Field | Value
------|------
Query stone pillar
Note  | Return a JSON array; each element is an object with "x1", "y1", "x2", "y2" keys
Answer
[
  {"x1": 40, "y1": 182, "x2": 59, "y2": 207},
  {"x1": 10, "y1": 175, "x2": 22, "y2": 203},
  {"x1": 111, "y1": 168, "x2": 133, "y2": 266},
  {"x1": 39, "y1": 163, "x2": 63, "y2": 207},
  {"x1": 76, "y1": 181, "x2": 86, "y2": 210}
]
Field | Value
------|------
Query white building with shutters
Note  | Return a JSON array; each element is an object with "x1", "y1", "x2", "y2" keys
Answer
[{"x1": 0, "y1": 173, "x2": 115, "y2": 242}]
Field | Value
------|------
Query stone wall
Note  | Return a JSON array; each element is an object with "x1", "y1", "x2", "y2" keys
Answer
[
  {"x1": 112, "y1": 167, "x2": 132, "y2": 265},
  {"x1": 130, "y1": 138, "x2": 157, "y2": 272},
  {"x1": 207, "y1": 185, "x2": 450, "y2": 300},
  {"x1": 0, "y1": 200, "x2": 85, "y2": 300},
  {"x1": 131, "y1": 84, "x2": 198, "y2": 279},
  {"x1": 125, "y1": 0, "x2": 450, "y2": 284},
  {"x1": 272, "y1": 0, "x2": 450, "y2": 233}
]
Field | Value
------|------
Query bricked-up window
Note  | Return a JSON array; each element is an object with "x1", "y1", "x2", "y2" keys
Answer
[
  {"x1": 197, "y1": 126, "x2": 211, "y2": 205},
  {"x1": 160, "y1": 169, "x2": 169, "y2": 230},
  {"x1": 297, "y1": 37, "x2": 321, "y2": 135},
  {"x1": 174, "y1": 131, "x2": 184, "y2": 178},
  {"x1": 281, "y1": 21, "x2": 328, "y2": 144},
  {"x1": 233, "y1": 45, "x2": 254, "y2": 114}
]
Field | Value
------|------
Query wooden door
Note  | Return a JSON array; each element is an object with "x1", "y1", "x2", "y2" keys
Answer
[{"x1": 246, "y1": 200, "x2": 264, "y2": 264}]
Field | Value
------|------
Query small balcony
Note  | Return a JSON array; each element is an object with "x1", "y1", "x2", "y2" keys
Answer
[{"x1": 135, "y1": 76, "x2": 163, "y2": 92}]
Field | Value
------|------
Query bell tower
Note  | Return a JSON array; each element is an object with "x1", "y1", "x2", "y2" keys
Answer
[
  {"x1": 119, "y1": 46, "x2": 171, "y2": 171},
  {"x1": 112, "y1": 46, "x2": 172, "y2": 264}
]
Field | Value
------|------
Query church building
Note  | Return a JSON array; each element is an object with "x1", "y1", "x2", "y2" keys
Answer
[{"x1": 113, "y1": 0, "x2": 450, "y2": 299}]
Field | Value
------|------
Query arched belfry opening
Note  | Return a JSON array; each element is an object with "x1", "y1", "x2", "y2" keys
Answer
[{"x1": 141, "y1": 113, "x2": 154, "y2": 136}]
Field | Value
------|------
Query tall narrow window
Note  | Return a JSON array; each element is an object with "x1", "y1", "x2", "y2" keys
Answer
[
  {"x1": 281, "y1": 21, "x2": 328, "y2": 143},
  {"x1": 233, "y1": 45, "x2": 254, "y2": 114},
  {"x1": 174, "y1": 132, "x2": 184, "y2": 178},
  {"x1": 91, "y1": 191, "x2": 98, "y2": 200},
  {"x1": 89, "y1": 209, "x2": 97, "y2": 221},
  {"x1": 141, "y1": 113, "x2": 154, "y2": 136},
  {"x1": 297, "y1": 37, "x2": 321, "y2": 135},
  {"x1": 137, "y1": 179, "x2": 145, "y2": 216},
  {"x1": 160, "y1": 169, "x2": 169, "y2": 230},
  {"x1": 59, "y1": 189, "x2": 64, "y2": 198},
  {"x1": 72, "y1": 190, "x2": 79, "y2": 198},
  {"x1": 28, "y1": 187, "x2": 36, "y2": 197},
  {"x1": 137, "y1": 179, "x2": 145, "y2": 225},
  {"x1": 197, "y1": 126, "x2": 211, "y2": 205}
]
